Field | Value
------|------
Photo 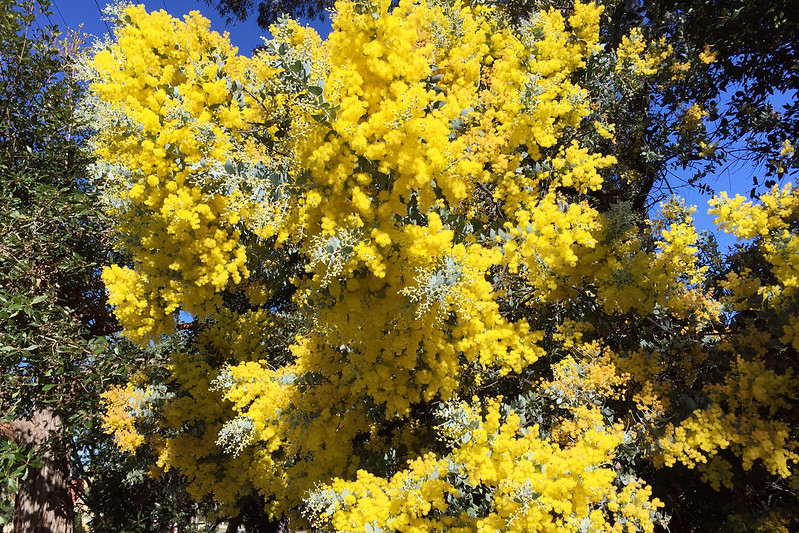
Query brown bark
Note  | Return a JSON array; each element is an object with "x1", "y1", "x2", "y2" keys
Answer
[
  {"x1": 225, "y1": 516, "x2": 243, "y2": 533},
  {"x1": 4, "y1": 409, "x2": 73, "y2": 533}
]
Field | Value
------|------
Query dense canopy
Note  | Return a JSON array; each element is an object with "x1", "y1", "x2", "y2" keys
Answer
[{"x1": 49, "y1": 0, "x2": 799, "y2": 530}]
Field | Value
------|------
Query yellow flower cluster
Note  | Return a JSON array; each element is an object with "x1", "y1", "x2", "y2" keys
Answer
[
  {"x1": 678, "y1": 103, "x2": 708, "y2": 133},
  {"x1": 281, "y1": 0, "x2": 608, "y2": 422},
  {"x1": 503, "y1": 194, "x2": 709, "y2": 317},
  {"x1": 310, "y1": 399, "x2": 664, "y2": 532},
  {"x1": 698, "y1": 44, "x2": 717, "y2": 64},
  {"x1": 615, "y1": 28, "x2": 671, "y2": 78},
  {"x1": 85, "y1": 5, "x2": 283, "y2": 340},
  {"x1": 781, "y1": 139, "x2": 795, "y2": 157},
  {"x1": 100, "y1": 383, "x2": 147, "y2": 453},
  {"x1": 710, "y1": 184, "x2": 799, "y2": 347},
  {"x1": 639, "y1": 185, "x2": 799, "y2": 493}
]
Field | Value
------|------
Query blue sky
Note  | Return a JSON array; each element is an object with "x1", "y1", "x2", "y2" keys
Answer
[
  {"x1": 47, "y1": 0, "x2": 772, "y2": 251},
  {"x1": 46, "y1": 0, "x2": 330, "y2": 52}
]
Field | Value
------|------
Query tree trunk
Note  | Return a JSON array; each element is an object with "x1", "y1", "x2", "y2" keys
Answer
[
  {"x1": 225, "y1": 516, "x2": 242, "y2": 533},
  {"x1": 3, "y1": 409, "x2": 73, "y2": 533}
]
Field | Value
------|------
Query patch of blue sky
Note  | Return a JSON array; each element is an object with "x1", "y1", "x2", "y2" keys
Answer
[
  {"x1": 671, "y1": 87, "x2": 797, "y2": 251},
  {"x1": 48, "y1": 0, "x2": 331, "y2": 53}
]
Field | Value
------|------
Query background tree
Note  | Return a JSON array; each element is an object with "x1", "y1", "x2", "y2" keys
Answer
[
  {"x1": 0, "y1": 2, "x2": 187, "y2": 531},
  {"x1": 0, "y1": 0, "x2": 103, "y2": 529}
]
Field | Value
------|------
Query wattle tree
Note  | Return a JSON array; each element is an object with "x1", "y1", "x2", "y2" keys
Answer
[{"x1": 85, "y1": 0, "x2": 798, "y2": 530}]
